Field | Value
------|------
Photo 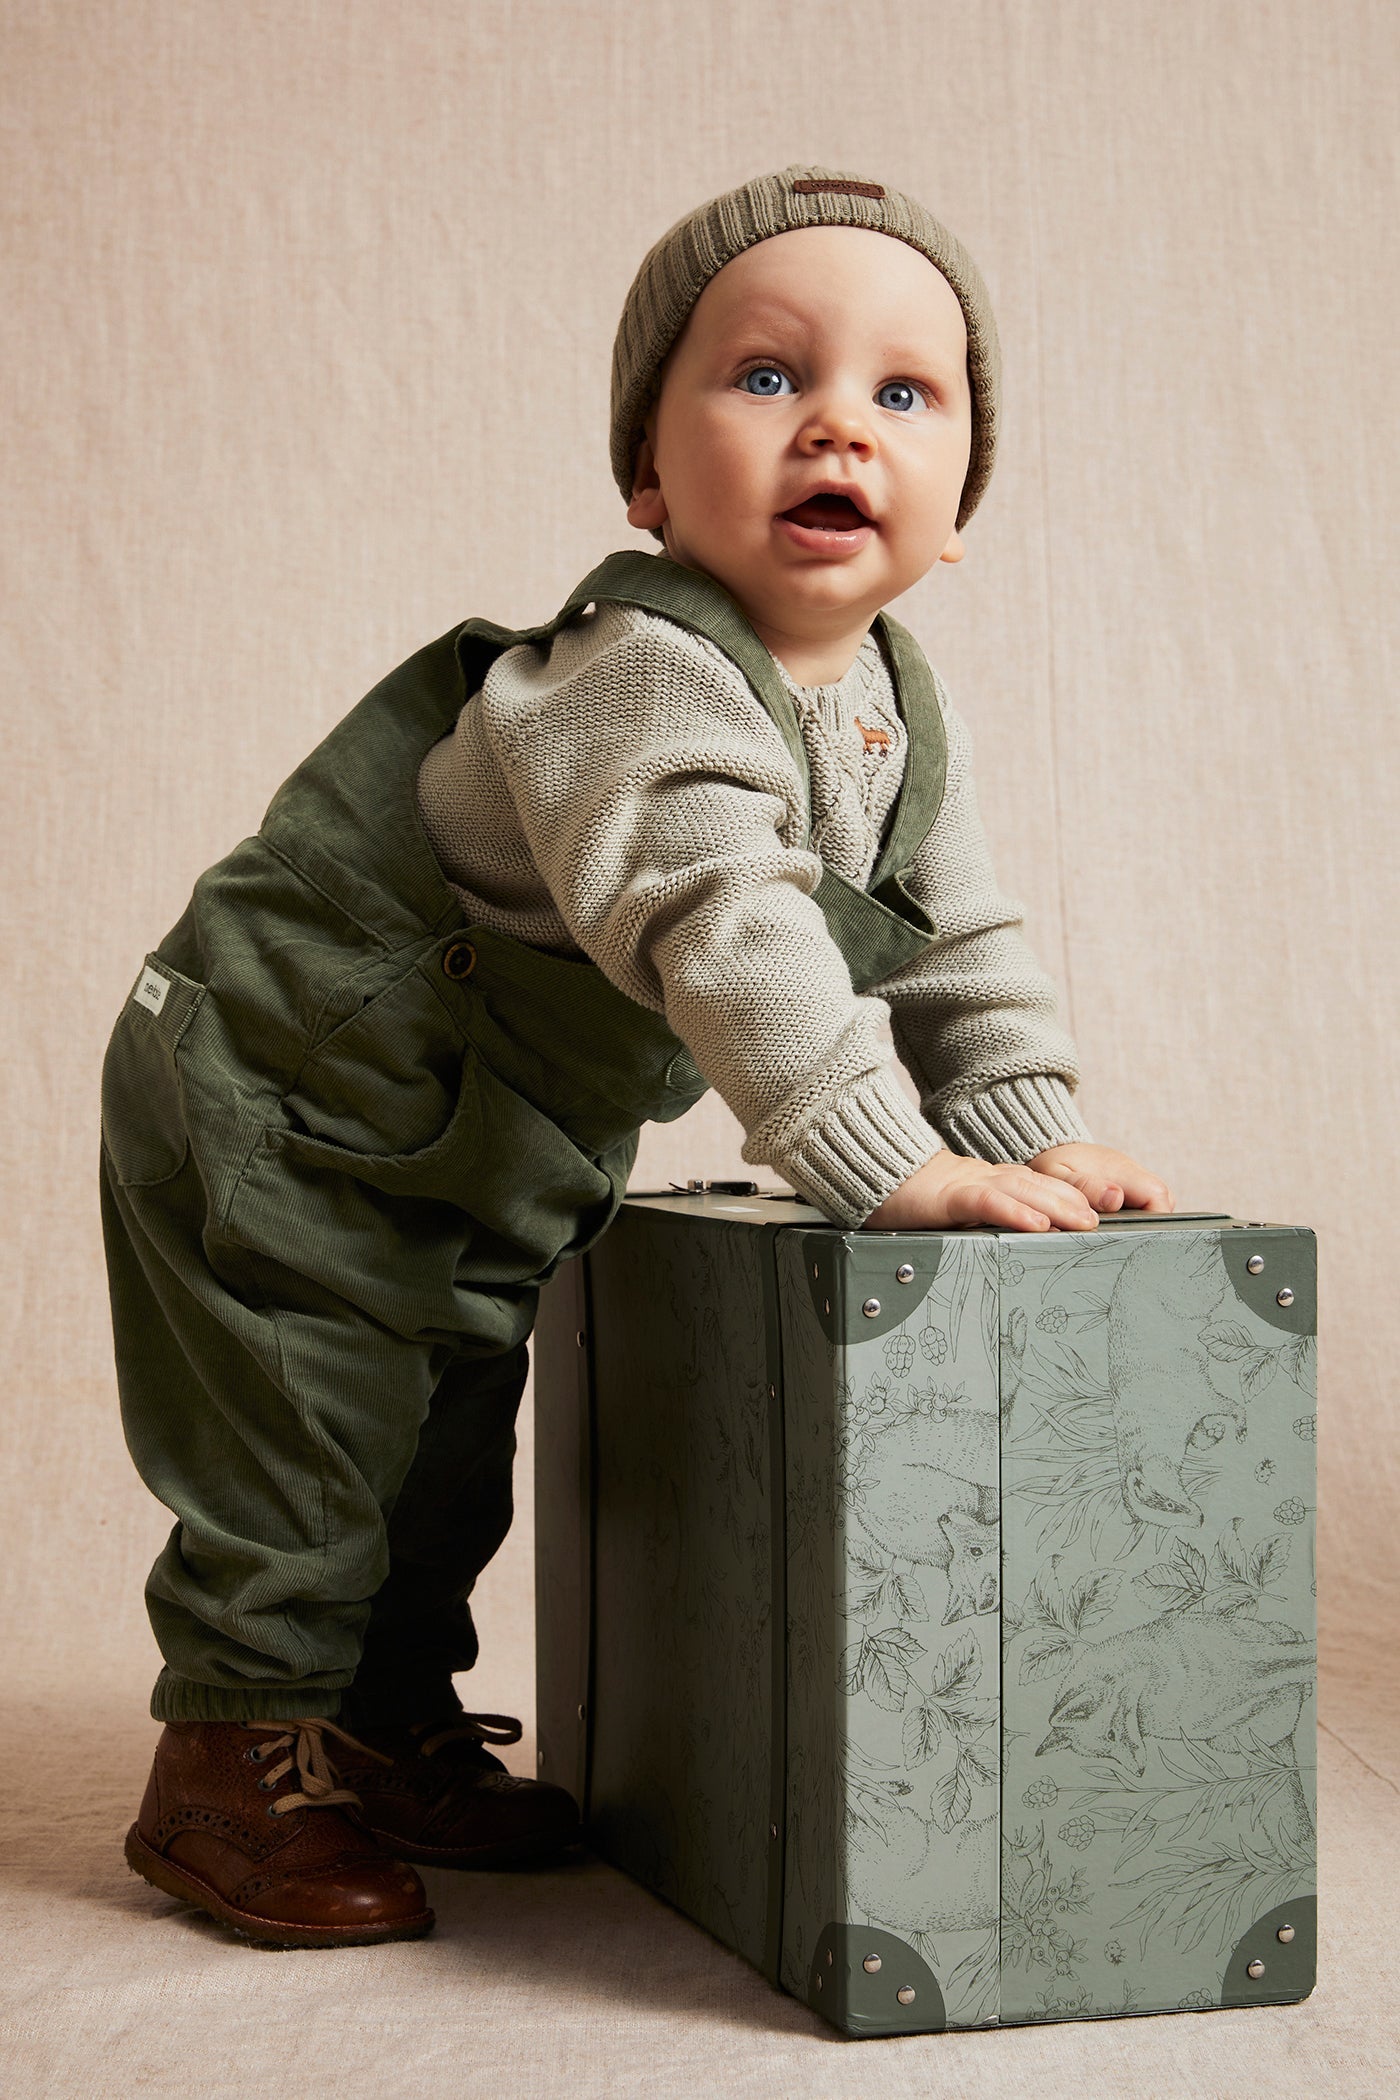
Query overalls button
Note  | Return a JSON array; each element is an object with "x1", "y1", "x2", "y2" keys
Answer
[{"x1": 442, "y1": 941, "x2": 477, "y2": 981}]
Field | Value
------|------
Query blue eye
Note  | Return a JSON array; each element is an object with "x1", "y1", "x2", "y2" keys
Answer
[
  {"x1": 740, "y1": 366, "x2": 795, "y2": 397},
  {"x1": 876, "y1": 380, "x2": 927, "y2": 413}
]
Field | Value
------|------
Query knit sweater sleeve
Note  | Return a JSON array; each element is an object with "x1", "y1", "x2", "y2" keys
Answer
[
  {"x1": 879, "y1": 676, "x2": 1095, "y2": 1160},
  {"x1": 475, "y1": 603, "x2": 940, "y2": 1224}
]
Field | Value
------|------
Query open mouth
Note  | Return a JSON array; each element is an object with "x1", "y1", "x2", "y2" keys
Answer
[{"x1": 779, "y1": 491, "x2": 873, "y2": 533}]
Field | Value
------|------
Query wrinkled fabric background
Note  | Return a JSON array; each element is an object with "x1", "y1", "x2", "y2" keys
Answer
[{"x1": 3, "y1": 2, "x2": 1396, "y2": 2091}]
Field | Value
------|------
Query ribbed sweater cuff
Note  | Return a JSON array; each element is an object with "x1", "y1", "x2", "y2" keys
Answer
[
  {"x1": 938, "y1": 1074, "x2": 1093, "y2": 1163},
  {"x1": 767, "y1": 1067, "x2": 943, "y2": 1227}
]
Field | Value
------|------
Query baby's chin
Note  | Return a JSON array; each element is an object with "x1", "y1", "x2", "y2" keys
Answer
[{"x1": 661, "y1": 520, "x2": 923, "y2": 629}]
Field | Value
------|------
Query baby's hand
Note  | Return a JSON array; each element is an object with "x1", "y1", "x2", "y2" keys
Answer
[
  {"x1": 1028, "y1": 1142, "x2": 1175, "y2": 1214},
  {"x1": 863, "y1": 1149, "x2": 1101, "y2": 1234}
]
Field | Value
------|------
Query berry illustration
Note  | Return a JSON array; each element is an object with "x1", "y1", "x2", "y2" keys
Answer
[
  {"x1": 1255, "y1": 1459, "x2": 1276, "y2": 1482},
  {"x1": 864, "y1": 1380, "x2": 892, "y2": 1416},
  {"x1": 1177, "y1": 1988, "x2": 1214, "y2": 2010},
  {"x1": 1057, "y1": 1816, "x2": 1095, "y2": 1851},
  {"x1": 1293, "y1": 1415, "x2": 1317, "y2": 1443},
  {"x1": 1273, "y1": 1497, "x2": 1308, "y2": 1525},
  {"x1": 1022, "y1": 1777, "x2": 1058, "y2": 1808},
  {"x1": 1035, "y1": 1306, "x2": 1069, "y2": 1335},
  {"x1": 883, "y1": 1331, "x2": 915, "y2": 1377},
  {"x1": 919, "y1": 1325, "x2": 949, "y2": 1365},
  {"x1": 1004, "y1": 1260, "x2": 1025, "y2": 1285},
  {"x1": 1104, "y1": 1941, "x2": 1125, "y2": 1965}
]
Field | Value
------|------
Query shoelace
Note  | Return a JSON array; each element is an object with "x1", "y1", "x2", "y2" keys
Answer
[
  {"x1": 411, "y1": 1712, "x2": 524, "y2": 1760},
  {"x1": 246, "y1": 1717, "x2": 391, "y2": 1814}
]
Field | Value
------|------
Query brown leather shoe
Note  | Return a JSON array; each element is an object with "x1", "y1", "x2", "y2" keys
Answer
[
  {"x1": 125, "y1": 1718, "x2": 435, "y2": 1948},
  {"x1": 335, "y1": 1712, "x2": 580, "y2": 1869}
]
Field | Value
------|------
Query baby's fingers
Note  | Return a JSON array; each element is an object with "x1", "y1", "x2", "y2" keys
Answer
[
  {"x1": 949, "y1": 1169, "x2": 1098, "y2": 1235},
  {"x1": 1034, "y1": 1157, "x2": 1124, "y2": 1211},
  {"x1": 1115, "y1": 1167, "x2": 1175, "y2": 1212}
]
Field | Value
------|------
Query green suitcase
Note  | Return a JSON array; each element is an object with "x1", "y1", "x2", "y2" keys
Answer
[{"x1": 534, "y1": 1189, "x2": 1317, "y2": 2035}]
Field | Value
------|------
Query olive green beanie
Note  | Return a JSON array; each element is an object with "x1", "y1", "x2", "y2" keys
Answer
[{"x1": 610, "y1": 163, "x2": 1002, "y2": 532}]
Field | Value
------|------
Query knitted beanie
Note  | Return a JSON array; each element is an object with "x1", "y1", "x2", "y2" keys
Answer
[{"x1": 610, "y1": 164, "x2": 1002, "y2": 532}]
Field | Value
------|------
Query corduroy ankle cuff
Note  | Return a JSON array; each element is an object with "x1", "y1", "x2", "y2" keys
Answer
[{"x1": 150, "y1": 1668, "x2": 347, "y2": 1725}]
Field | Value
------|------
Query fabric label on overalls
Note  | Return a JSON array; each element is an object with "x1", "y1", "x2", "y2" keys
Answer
[{"x1": 133, "y1": 965, "x2": 170, "y2": 1016}]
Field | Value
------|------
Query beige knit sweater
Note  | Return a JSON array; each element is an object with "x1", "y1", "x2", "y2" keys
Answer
[{"x1": 416, "y1": 592, "x2": 1092, "y2": 1225}]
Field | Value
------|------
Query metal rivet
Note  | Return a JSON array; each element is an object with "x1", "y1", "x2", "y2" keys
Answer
[
  {"x1": 576, "y1": 1330, "x2": 586, "y2": 1348},
  {"x1": 1247, "y1": 1254, "x2": 1265, "y2": 1274},
  {"x1": 862, "y1": 1297, "x2": 881, "y2": 1318},
  {"x1": 812, "y1": 1262, "x2": 820, "y2": 1279},
  {"x1": 816, "y1": 1975, "x2": 823, "y2": 1991},
  {"x1": 770, "y1": 1824, "x2": 778, "y2": 1840},
  {"x1": 896, "y1": 1263, "x2": 915, "y2": 1284},
  {"x1": 824, "y1": 1298, "x2": 830, "y2": 1314},
  {"x1": 1277, "y1": 1288, "x2": 1295, "y2": 1307},
  {"x1": 1277, "y1": 1924, "x2": 1295, "y2": 1944},
  {"x1": 768, "y1": 1384, "x2": 776, "y2": 1400},
  {"x1": 441, "y1": 940, "x2": 476, "y2": 981},
  {"x1": 897, "y1": 1985, "x2": 916, "y2": 2005},
  {"x1": 537, "y1": 1750, "x2": 545, "y2": 1766},
  {"x1": 826, "y1": 1949, "x2": 833, "y2": 1967},
  {"x1": 862, "y1": 1954, "x2": 882, "y2": 1973},
  {"x1": 1246, "y1": 1958, "x2": 1265, "y2": 1979},
  {"x1": 577, "y1": 1704, "x2": 586, "y2": 1721}
]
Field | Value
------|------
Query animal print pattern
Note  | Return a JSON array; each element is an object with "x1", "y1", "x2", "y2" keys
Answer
[
  {"x1": 777, "y1": 1230, "x2": 1005, "y2": 2024},
  {"x1": 777, "y1": 1220, "x2": 1315, "y2": 2027},
  {"x1": 541, "y1": 1200, "x2": 1316, "y2": 2033},
  {"x1": 999, "y1": 1228, "x2": 1316, "y2": 2022}
]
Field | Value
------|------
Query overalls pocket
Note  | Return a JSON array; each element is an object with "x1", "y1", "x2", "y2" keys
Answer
[
  {"x1": 278, "y1": 960, "x2": 475, "y2": 1175},
  {"x1": 100, "y1": 957, "x2": 207, "y2": 1188},
  {"x1": 270, "y1": 1039, "x2": 484, "y2": 1204}
]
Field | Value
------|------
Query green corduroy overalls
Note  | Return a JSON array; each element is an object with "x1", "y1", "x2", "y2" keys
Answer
[{"x1": 100, "y1": 552, "x2": 950, "y2": 1724}]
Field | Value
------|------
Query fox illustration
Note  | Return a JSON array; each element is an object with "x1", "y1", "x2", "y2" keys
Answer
[
  {"x1": 1105, "y1": 1237, "x2": 1247, "y2": 1530},
  {"x1": 1035, "y1": 1606, "x2": 1315, "y2": 1778},
  {"x1": 938, "y1": 1509, "x2": 999, "y2": 1623},
  {"x1": 857, "y1": 1405, "x2": 1000, "y2": 1621}
]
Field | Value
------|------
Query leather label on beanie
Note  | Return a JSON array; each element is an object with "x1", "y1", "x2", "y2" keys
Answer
[{"x1": 792, "y1": 178, "x2": 885, "y2": 200}]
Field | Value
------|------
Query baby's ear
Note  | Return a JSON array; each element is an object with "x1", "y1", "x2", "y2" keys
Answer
[{"x1": 626, "y1": 433, "x2": 668, "y2": 533}]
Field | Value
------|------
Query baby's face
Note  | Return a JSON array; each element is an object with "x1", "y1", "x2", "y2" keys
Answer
[{"x1": 628, "y1": 226, "x2": 973, "y2": 652}]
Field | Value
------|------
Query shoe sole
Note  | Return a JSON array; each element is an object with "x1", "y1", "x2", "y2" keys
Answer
[
  {"x1": 360, "y1": 1821, "x2": 582, "y2": 1871},
  {"x1": 124, "y1": 1824, "x2": 435, "y2": 1949}
]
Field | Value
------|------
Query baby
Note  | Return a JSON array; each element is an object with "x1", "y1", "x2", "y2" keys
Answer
[{"x1": 101, "y1": 164, "x2": 1172, "y2": 1951}]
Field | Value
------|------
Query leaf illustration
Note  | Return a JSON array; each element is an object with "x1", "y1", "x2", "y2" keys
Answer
[
  {"x1": 843, "y1": 1793, "x2": 890, "y2": 1847},
  {"x1": 929, "y1": 1631, "x2": 979, "y2": 1698},
  {"x1": 1212, "y1": 1519, "x2": 1249, "y2": 1585},
  {"x1": 1065, "y1": 1568, "x2": 1122, "y2": 1634},
  {"x1": 941, "y1": 1695, "x2": 999, "y2": 1736},
  {"x1": 1240, "y1": 1350, "x2": 1280, "y2": 1398},
  {"x1": 1203, "y1": 1583, "x2": 1259, "y2": 1617},
  {"x1": 902, "y1": 1703, "x2": 944, "y2": 1767},
  {"x1": 1248, "y1": 1534, "x2": 1291, "y2": 1590},
  {"x1": 963, "y1": 1744, "x2": 999, "y2": 1786},
  {"x1": 1020, "y1": 1632, "x2": 1075, "y2": 1685},
  {"x1": 1029, "y1": 1574, "x2": 1069, "y2": 1632},
  {"x1": 932, "y1": 1756, "x2": 973, "y2": 1832},
  {"x1": 840, "y1": 1638, "x2": 869, "y2": 1695},
  {"x1": 1284, "y1": 1335, "x2": 1316, "y2": 1389},
  {"x1": 1055, "y1": 1342, "x2": 1098, "y2": 1387},
  {"x1": 1133, "y1": 1565, "x2": 1203, "y2": 1612},
  {"x1": 1173, "y1": 1538, "x2": 1210, "y2": 1589},
  {"x1": 864, "y1": 1626, "x2": 925, "y2": 1712},
  {"x1": 848, "y1": 1580, "x2": 886, "y2": 1622},
  {"x1": 850, "y1": 1544, "x2": 887, "y2": 1581},
  {"x1": 888, "y1": 1571, "x2": 929, "y2": 1622},
  {"x1": 1201, "y1": 1322, "x2": 1259, "y2": 1363}
]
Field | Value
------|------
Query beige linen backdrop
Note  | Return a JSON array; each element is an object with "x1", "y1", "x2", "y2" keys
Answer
[{"x1": 4, "y1": 3, "x2": 1397, "y2": 2094}]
